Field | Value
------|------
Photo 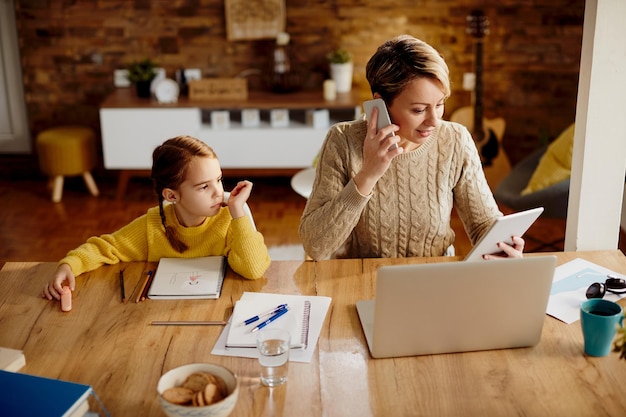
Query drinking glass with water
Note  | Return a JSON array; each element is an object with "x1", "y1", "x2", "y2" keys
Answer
[{"x1": 256, "y1": 328, "x2": 290, "y2": 387}]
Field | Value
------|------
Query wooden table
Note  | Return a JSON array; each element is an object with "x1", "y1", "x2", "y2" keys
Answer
[{"x1": 1, "y1": 251, "x2": 625, "y2": 416}]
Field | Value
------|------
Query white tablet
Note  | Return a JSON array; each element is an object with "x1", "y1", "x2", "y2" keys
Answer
[{"x1": 464, "y1": 207, "x2": 544, "y2": 261}]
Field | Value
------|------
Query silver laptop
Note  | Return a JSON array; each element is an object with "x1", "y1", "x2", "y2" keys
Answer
[{"x1": 356, "y1": 256, "x2": 557, "y2": 358}]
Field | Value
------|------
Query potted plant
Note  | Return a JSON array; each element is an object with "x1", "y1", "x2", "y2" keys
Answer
[
  {"x1": 327, "y1": 48, "x2": 353, "y2": 93},
  {"x1": 126, "y1": 58, "x2": 158, "y2": 98},
  {"x1": 327, "y1": 48, "x2": 352, "y2": 65}
]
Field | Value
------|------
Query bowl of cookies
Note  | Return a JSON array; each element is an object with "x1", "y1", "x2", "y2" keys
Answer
[{"x1": 157, "y1": 363, "x2": 239, "y2": 417}]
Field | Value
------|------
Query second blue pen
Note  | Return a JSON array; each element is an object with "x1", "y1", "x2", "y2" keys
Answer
[{"x1": 250, "y1": 306, "x2": 290, "y2": 333}]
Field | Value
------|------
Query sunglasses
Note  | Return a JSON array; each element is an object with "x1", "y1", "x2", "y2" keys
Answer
[{"x1": 585, "y1": 275, "x2": 626, "y2": 299}]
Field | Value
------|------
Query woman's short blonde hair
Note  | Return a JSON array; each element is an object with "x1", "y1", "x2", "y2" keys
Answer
[{"x1": 366, "y1": 35, "x2": 450, "y2": 105}]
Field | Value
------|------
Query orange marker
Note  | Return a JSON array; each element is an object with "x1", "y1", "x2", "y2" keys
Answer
[{"x1": 61, "y1": 286, "x2": 72, "y2": 312}]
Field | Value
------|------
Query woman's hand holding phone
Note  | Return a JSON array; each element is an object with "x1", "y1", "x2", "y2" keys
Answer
[
  {"x1": 363, "y1": 98, "x2": 400, "y2": 151},
  {"x1": 355, "y1": 99, "x2": 402, "y2": 195}
]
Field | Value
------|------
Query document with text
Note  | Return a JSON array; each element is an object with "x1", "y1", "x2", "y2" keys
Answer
[{"x1": 547, "y1": 258, "x2": 626, "y2": 324}]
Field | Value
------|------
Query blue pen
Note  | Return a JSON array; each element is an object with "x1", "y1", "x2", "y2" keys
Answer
[
  {"x1": 250, "y1": 306, "x2": 290, "y2": 333},
  {"x1": 239, "y1": 304, "x2": 288, "y2": 327}
]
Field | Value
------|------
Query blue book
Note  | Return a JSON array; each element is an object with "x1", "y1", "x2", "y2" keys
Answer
[{"x1": 0, "y1": 370, "x2": 92, "y2": 417}]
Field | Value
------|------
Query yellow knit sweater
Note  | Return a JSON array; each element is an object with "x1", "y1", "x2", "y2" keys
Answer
[{"x1": 60, "y1": 203, "x2": 270, "y2": 280}]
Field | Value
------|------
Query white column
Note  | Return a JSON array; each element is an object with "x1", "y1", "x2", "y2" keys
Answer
[{"x1": 565, "y1": 0, "x2": 626, "y2": 251}]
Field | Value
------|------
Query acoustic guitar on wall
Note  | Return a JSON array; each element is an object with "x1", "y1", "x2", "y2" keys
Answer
[{"x1": 450, "y1": 9, "x2": 510, "y2": 190}]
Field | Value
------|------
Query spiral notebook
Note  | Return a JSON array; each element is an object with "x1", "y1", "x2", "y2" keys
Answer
[{"x1": 225, "y1": 292, "x2": 312, "y2": 349}]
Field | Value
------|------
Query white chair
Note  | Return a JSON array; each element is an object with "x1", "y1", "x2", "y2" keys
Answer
[{"x1": 290, "y1": 167, "x2": 316, "y2": 199}]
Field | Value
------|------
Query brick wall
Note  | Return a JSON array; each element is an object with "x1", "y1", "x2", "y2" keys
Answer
[{"x1": 13, "y1": 0, "x2": 584, "y2": 165}]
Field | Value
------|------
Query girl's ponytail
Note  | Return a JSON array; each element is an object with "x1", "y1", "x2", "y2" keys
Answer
[{"x1": 157, "y1": 195, "x2": 188, "y2": 253}]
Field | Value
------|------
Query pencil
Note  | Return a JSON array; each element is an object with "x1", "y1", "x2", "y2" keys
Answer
[
  {"x1": 140, "y1": 270, "x2": 154, "y2": 302},
  {"x1": 119, "y1": 270, "x2": 126, "y2": 303},
  {"x1": 135, "y1": 270, "x2": 152, "y2": 303},
  {"x1": 151, "y1": 321, "x2": 227, "y2": 326}
]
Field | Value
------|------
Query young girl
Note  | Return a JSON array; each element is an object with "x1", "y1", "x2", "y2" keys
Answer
[{"x1": 42, "y1": 135, "x2": 271, "y2": 300}]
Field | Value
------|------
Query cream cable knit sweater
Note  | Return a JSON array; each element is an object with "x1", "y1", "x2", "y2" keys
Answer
[{"x1": 299, "y1": 119, "x2": 501, "y2": 260}]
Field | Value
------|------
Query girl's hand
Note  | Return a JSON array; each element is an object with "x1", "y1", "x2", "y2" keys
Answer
[
  {"x1": 482, "y1": 236, "x2": 525, "y2": 260},
  {"x1": 227, "y1": 180, "x2": 253, "y2": 219},
  {"x1": 42, "y1": 263, "x2": 75, "y2": 300},
  {"x1": 354, "y1": 106, "x2": 402, "y2": 195}
]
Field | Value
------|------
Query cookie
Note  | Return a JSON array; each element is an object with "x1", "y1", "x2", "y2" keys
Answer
[
  {"x1": 163, "y1": 371, "x2": 228, "y2": 407},
  {"x1": 203, "y1": 382, "x2": 223, "y2": 404},
  {"x1": 204, "y1": 373, "x2": 228, "y2": 398},
  {"x1": 193, "y1": 390, "x2": 206, "y2": 407},
  {"x1": 182, "y1": 372, "x2": 212, "y2": 392},
  {"x1": 162, "y1": 386, "x2": 194, "y2": 405}
]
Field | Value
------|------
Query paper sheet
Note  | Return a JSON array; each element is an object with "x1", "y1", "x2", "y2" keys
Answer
[
  {"x1": 211, "y1": 293, "x2": 331, "y2": 363},
  {"x1": 547, "y1": 258, "x2": 625, "y2": 324}
]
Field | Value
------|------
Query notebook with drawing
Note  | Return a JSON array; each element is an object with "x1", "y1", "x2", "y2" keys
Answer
[
  {"x1": 147, "y1": 256, "x2": 226, "y2": 299},
  {"x1": 356, "y1": 256, "x2": 557, "y2": 358},
  {"x1": 464, "y1": 207, "x2": 544, "y2": 261}
]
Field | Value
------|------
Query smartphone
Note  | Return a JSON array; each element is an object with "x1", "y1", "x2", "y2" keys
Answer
[{"x1": 363, "y1": 98, "x2": 398, "y2": 150}]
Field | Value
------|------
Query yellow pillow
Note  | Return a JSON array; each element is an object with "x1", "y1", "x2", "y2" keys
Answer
[{"x1": 521, "y1": 123, "x2": 575, "y2": 195}]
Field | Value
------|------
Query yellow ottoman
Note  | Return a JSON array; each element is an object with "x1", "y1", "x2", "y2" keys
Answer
[{"x1": 36, "y1": 126, "x2": 100, "y2": 202}]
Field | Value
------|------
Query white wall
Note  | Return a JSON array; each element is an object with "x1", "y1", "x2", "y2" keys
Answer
[
  {"x1": 0, "y1": 0, "x2": 31, "y2": 153},
  {"x1": 565, "y1": 0, "x2": 626, "y2": 251}
]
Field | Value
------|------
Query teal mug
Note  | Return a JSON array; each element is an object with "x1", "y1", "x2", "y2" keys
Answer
[{"x1": 580, "y1": 299, "x2": 624, "y2": 357}]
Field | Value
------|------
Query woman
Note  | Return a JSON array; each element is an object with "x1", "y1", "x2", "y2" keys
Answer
[{"x1": 299, "y1": 35, "x2": 524, "y2": 260}]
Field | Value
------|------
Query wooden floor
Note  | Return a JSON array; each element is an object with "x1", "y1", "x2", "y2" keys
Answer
[
  {"x1": 0, "y1": 174, "x2": 310, "y2": 266},
  {"x1": 0, "y1": 171, "x2": 588, "y2": 267}
]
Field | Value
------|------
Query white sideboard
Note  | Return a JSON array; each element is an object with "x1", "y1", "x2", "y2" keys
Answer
[{"x1": 99, "y1": 89, "x2": 361, "y2": 170}]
